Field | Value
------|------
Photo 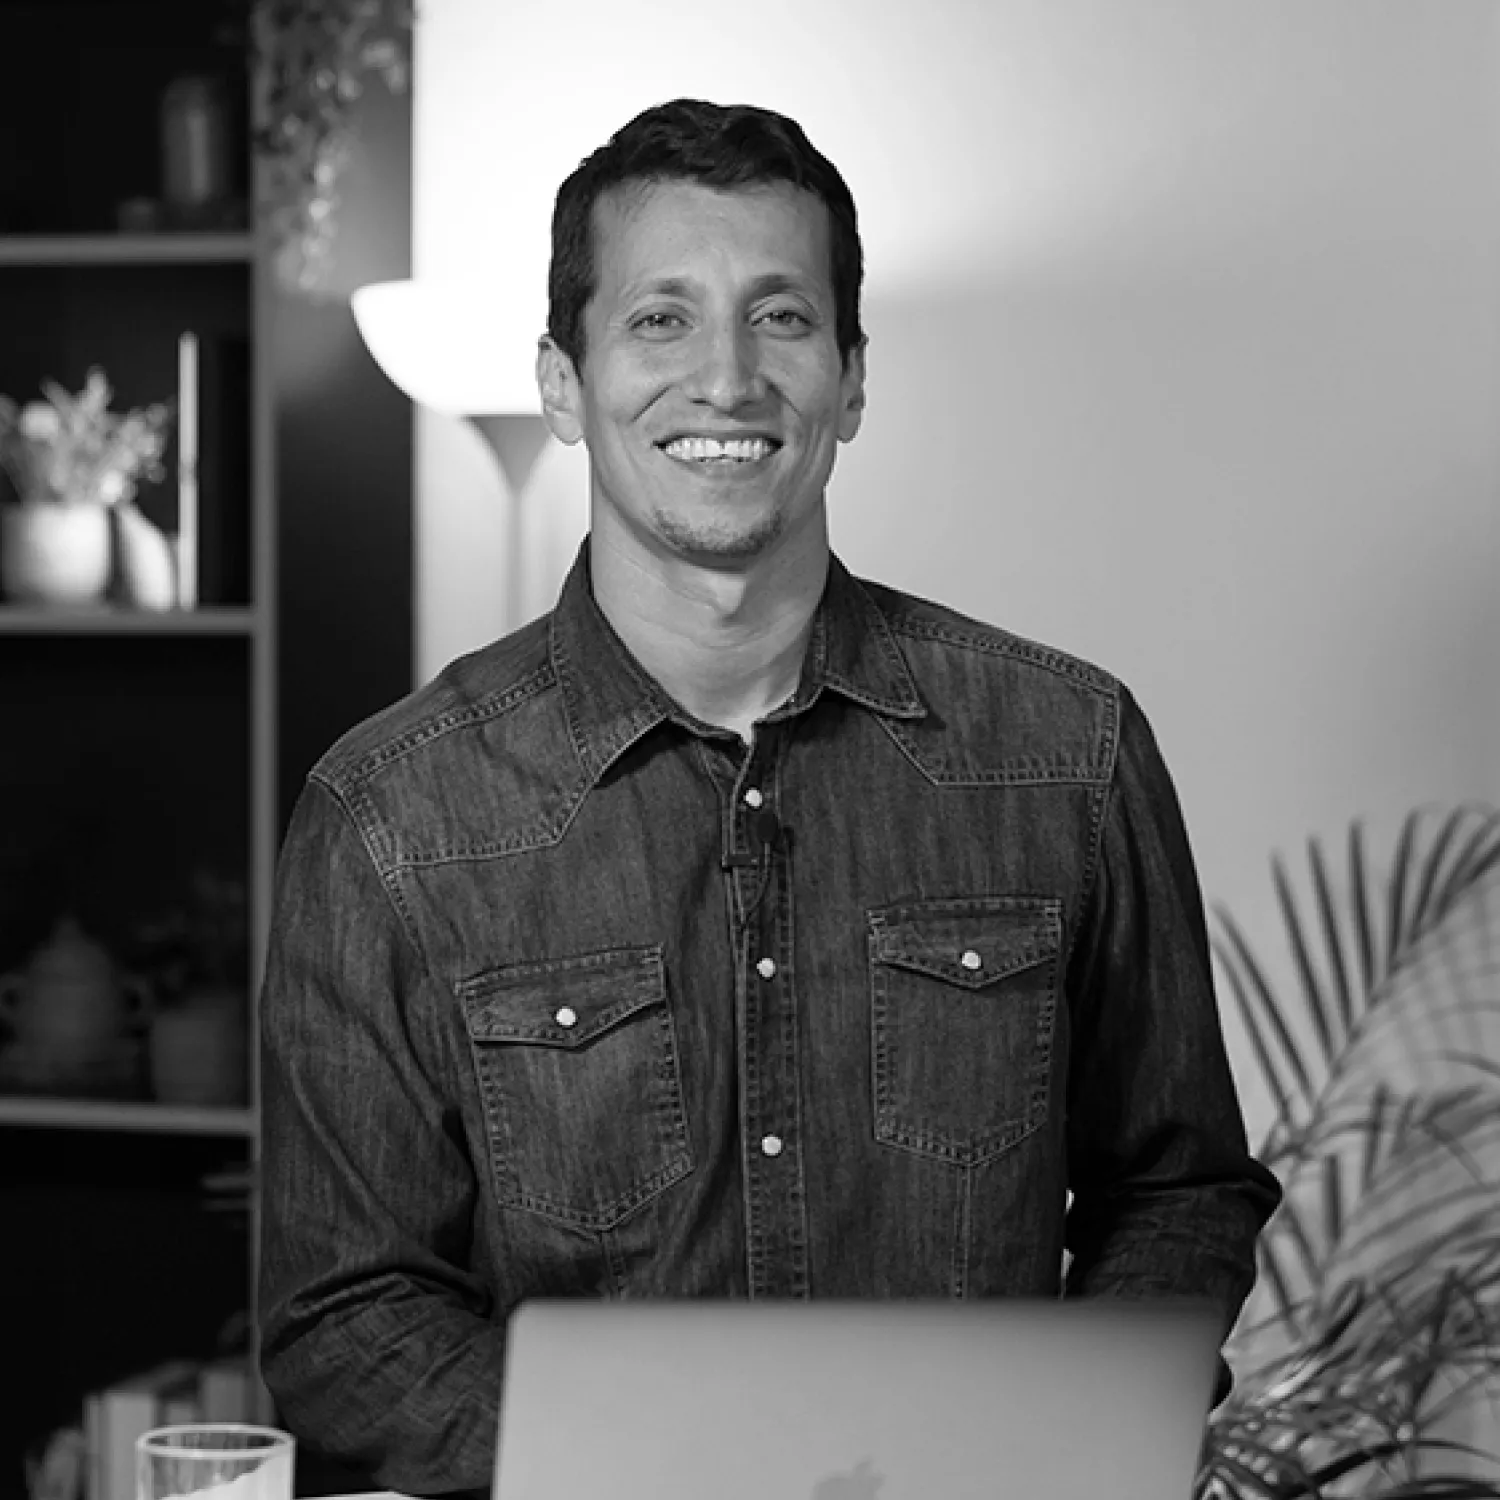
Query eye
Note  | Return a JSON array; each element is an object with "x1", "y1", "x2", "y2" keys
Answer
[
  {"x1": 762, "y1": 307, "x2": 810, "y2": 327},
  {"x1": 632, "y1": 310, "x2": 686, "y2": 333}
]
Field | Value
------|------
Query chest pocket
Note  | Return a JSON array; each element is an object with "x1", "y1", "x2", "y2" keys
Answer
[
  {"x1": 458, "y1": 944, "x2": 694, "y2": 1230},
  {"x1": 868, "y1": 897, "x2": 1062, "y2": 1165}
]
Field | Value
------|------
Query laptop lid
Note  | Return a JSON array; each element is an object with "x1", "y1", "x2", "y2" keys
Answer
[{"x1": 492, "y1": 1298, "x2": 1221, "y2": 1500}]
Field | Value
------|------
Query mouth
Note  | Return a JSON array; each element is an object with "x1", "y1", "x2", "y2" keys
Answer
[{"x1": 657, "y1": 435, "x2": 781, "y2": 470}]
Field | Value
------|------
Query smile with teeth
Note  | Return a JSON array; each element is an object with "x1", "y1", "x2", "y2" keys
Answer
[{"x1": 661, "y1": 436, "x2": 778, "y2": 464}]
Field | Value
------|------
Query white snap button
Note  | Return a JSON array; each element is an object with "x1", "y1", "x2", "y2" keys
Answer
[
  {"x1": 744, "y1": 787, "x2": 765, "y2": 809},
  {"x1": 761, "y1": 1134, "x2": 784, "y2": 1157},
  {"x1": 756, "y1": 957, "x2": 777, "y2": 980},
  {"x1": 555, "y1": 1006, "x2": 578, "y2": 1027},
  {"x1": 960, "y1": 950, "x2": 983, "y2": 971}
]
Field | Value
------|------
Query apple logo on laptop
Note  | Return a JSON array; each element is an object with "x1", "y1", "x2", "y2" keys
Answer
[{"x1": 812, "y1": 1458, "x2": 884, "y2": 1500}]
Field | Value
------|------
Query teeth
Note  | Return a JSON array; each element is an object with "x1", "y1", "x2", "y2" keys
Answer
[{"x1": 663, "y1": 436, "x2": 774, "y2": 463}]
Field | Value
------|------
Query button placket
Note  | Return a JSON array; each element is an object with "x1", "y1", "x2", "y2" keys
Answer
[{"x1": 729, "y1": 746, "x2": 809, "y2": 1297}]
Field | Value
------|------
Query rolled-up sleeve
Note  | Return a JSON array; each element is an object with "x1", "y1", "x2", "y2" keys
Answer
[
  {"x1": 1063, "y1": 688, "x2": 1281, "y2": 1346},
  {"x1": 258, "y1": 777, "x2": 503, "y2": 1496}
]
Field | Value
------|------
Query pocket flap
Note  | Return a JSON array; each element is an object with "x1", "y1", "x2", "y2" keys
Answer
[
  {"x1": 459, "y1": 945, "x2": 666, "y2": 1047},
  {"x1": 871, "y1": 902, "x2": 1060, "y2": 990}
]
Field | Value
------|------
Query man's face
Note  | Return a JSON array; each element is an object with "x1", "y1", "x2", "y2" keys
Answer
[{"x1": 539, "y1": 178, "x2": 866, "y2": 569}]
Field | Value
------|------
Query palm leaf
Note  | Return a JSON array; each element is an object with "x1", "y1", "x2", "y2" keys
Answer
[
  {"x1": 1358, "y1": 1085, "x2": 1394, "y2": 1193},
  {"x1": 1318, "y1": 1158, "x2": 1344, "y2": 1259},
  {"x1": 1216, "y1": 909, "x2": 1322, "y2": 1119},
  {"x1": 1307, "y1": 1440, "x2": 1410, "y2": 1487},
  {"x1": 1216, "y1": 810, "x2": 1499, "y2": 1158},
  {"x1": 1348, "y1": 822, "x2": 1379, "y2": 999},
  {"x1": 1425, "y1": 808, "x2": 1500, "y2": 923},
  {"x1": 1336, "y1": 1180, "x2": 1500, "y2": 1281},
  {"x1": 1217, "y1": 920, "x2": 1302, "y2": 1130},
  {"x1": 1385, "y1": 810, "x2": 1423, "y2": 970},
  {"x1": 1377, "y1": 1482, "x2": 1500, "y2": 1499},
  {"x1": 1410, "y1": 809, "x2": 1474, "y2": 935},
  {"x1": 1222, "y1": 810, "x2": 1500, "y2": 1155},
  {"x1": 1254, "y1": 1232, "x2": 1311, "y2": 1338},
  {"x1": 1216, "y1": 907, "x2": 1316, "y2": 1119},
  {"x1": 1309, "y1": 836, "x2": 1356, "y2": 1047},
  {"x1": 1437, "y1": 1051, "x2": 1500, "y2": 1089},
  {"x1": 1262, "y1": 1171, "x2": 1334, "y2": 1282},
  {"x1": 1196, "y1": 1446, "x2": 1302, "y2": 1500},
  {"x1": 1211, "y1": 805, "x2": 1500, "y2": 1498},
  {"x1": 1275, "y1": 854, "x2": 1338, "y2": 1075}
]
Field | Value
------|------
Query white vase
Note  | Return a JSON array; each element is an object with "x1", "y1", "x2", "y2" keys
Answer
[
  {"x1": 0, "y1": 497, "x2": 112, "y2": 606},
  {"x1": 111, "y1": 499, "x2": 178, "y2": 610},
  {"x1": 148, "y1": 985, "x2": 248, "y2": 1107}
]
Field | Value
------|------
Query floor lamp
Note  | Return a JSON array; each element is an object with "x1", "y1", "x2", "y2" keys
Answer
[{"x1": 350, "y1": 278, "x2": 552, "y2": 633}]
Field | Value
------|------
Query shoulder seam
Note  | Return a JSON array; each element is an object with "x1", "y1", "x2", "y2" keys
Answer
[
  {"x1": 317, "y1": 661, "x2": 558, "y2": 791},
  {"x1": 297, "y1": 775, "x2": 427, "y2": 956},
  {"x1": 886, "y1": 610, "x2": 1119, "y2": 698}
]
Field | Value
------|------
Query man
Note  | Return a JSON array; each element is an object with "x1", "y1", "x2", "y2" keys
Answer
[{"x1": 258, "y1": 98, "x2": 1280, "y2": 1496}]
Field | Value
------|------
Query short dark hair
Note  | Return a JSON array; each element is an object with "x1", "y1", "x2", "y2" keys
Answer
[{"x1": 547, "y1": 98, "x2": 865, "y2": 372}]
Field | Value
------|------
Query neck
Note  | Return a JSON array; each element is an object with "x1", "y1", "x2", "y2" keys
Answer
[{"x1": 589, "y1": 523, "x2": 829, "y2": 743}]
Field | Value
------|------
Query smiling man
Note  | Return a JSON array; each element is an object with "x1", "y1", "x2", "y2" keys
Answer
[
  {"x1": 536, "y1": 164, "x2": 868, "y2": 741},
  {"x1": 258, "y1": 99, "x2": 1280, "y2": 1497}
]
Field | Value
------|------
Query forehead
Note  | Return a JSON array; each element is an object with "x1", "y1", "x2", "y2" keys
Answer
[{"x1": 589, "y1": 178, "x2": 834, "y2": 297}]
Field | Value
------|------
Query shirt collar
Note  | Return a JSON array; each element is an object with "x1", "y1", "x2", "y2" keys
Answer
[
  {"x1": 549, "y1": 539, "x2": 927, "y2": 783},
  {"x1": 800, "y1": 553, "x2": 927, "y2": 722}
]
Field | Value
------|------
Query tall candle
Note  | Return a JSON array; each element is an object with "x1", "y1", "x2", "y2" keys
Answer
[{"x1": 177, "y1": 330, "x2": 199, "y2": 608}]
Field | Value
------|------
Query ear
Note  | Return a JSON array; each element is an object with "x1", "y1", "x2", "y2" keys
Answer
[
  {"x1": 837, "y1": 337, "x2": 868, "y2": 444},
  {"x1": 537, "y1": 336, "x2": 585, "y2": 445}
]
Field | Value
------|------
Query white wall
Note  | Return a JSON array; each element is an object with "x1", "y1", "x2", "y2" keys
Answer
[{"x1": 411, "y1": 0, "x2": 1500, "y2": 1148}]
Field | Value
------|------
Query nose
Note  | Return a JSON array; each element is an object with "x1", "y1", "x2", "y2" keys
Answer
[{"x1": 686, "y1": 320, "x2": 765, "y2": 410}]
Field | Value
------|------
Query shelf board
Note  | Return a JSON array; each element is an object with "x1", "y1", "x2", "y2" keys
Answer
[
  {"x1": 0, "y1": 1095, "x2": 255, "y2": 1136},
  {"x1": 0, "y1": 233, "x2": 255, "y2": 267},
  {"x1": 0, "y1": 604, "x2": 260, "y2": 636}
]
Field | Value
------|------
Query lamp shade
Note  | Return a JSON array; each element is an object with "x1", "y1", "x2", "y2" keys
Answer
[{"x1": 350, "y1": 278, "x2": 545, "y2": 416}]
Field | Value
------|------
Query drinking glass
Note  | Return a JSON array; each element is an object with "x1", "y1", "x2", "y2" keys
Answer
[{"x1": 137, "y1": 1425, "x2": 294, "y2": 1500}]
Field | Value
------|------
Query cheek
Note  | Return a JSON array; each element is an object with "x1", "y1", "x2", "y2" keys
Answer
[{"x1": 581, "y1": 392, "x2": 649, "y2": 451}]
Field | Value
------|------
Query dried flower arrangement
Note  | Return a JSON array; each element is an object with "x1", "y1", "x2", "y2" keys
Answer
[{"x1": 0, "y1": 371, "x2": 174, "y2": 507}]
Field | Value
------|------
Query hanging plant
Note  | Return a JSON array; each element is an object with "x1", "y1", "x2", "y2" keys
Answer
[{"x1": 249, "y1": 0, "x2": 415, "y2": 298}]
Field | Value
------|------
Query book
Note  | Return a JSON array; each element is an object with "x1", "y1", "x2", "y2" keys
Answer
[
  {"x1": 199, "y1": 1356, "x2": 251, "y2": 1422},
  {"x1": 194, "y1": 332, "x2": 251, "y2": 606},
  {"x1": 160, "y1": 1375, "x2": 202, "y2": 1428},
  {"x1": 82, "y1": 1392, "x2": 101, "y2": 1500},
  {"x1": 89, "y1": 1359, "x2": 199, "y2": 1500}
]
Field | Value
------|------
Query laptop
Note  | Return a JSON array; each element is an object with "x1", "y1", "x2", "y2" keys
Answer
[{"x1": 491, "y1": 1297, "x2": 1222, "y2": 1500}]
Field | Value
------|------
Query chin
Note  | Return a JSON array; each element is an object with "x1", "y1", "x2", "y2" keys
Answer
[{"x1": 654, "y1": 509, "x2": 787, "y2": 564}]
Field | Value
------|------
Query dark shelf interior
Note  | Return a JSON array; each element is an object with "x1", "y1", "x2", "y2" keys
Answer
[
  {"x1": 0, "y1": 635, "x2": 254, "y2": 1490},
  {"x1": 0, "y1": 1127, "x2": 250, "y2": 1493},
  {"x1": 0, "y1": 0, "x2": 250, "y2": 236},
  {"x1": 0, "y1": 633, "x2": 251, "y2": 978}
]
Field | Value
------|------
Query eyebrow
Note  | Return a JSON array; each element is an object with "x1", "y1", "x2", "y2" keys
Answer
[{"x1": 629, "y1": 272, "x2": 815, "y2": 300}]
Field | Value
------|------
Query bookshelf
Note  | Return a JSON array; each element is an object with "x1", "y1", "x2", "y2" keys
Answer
[
  {"x1": 0, "y1": 604, "x2": 259, "y2": 636},
  {"x1": 0, "y1": 1096, "x2": 256, "y2": 1137},
  {"x1": 0, "y1": 233, "x2": 255, "y2": 267},
  {"x1": 0, "y1": 0, "x2": 276, "y2": 1482}
]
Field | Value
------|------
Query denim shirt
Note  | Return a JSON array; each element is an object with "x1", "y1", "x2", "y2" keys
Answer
[{"x1": 258, "y1": 543, "x2": 1280, "y2": 1495}]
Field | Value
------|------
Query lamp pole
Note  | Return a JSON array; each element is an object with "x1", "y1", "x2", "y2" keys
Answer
[{"x1": 466, "y1": 412, "x2": 553, "y2": 634}]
